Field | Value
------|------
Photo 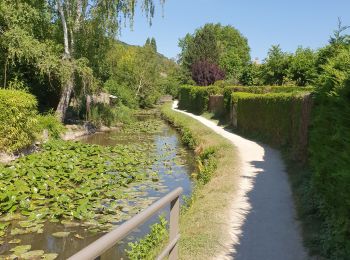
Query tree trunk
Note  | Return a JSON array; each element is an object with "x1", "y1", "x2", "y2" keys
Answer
[
  {"x1": 56, "y1": 0, "x2": 73, "y2": 122},
  {"x1": 56, "y1": 78, "x2": 74, "y2": 123}
]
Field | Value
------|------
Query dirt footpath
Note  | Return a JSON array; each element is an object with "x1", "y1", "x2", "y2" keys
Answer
[{"x1": 172, "y1": 101, "x2": 308, "y2": 260}]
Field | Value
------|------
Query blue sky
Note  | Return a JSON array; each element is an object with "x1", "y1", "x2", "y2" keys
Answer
[{"x1": 118, "y1": 0, "x2": 350, "y2": 61}]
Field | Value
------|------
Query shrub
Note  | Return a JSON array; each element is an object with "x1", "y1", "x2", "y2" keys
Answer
[
  {"x1": 178, "y1": 85, "x2": 314, "y2": 116},
  {"x1": 178, "y1": 85, "x2": 222, "y2": 114},
  {"x1": 90, "y1": 103, "x2": 117, "y2": 127},
  {"x1": 126, "y1": 216, "x2": 168, "y2": 260},
  {"x1": 90, "y1": 104, "x2": 135, "y2": 127},
  {"x1": 0, "y1": 89, "x2": 38, "y2": 153},
  {"x1": 308, "y1": 50, "x2": 350, "y2": 257},
  {"x1": 37, "y1": 113, "x2": 65, "y2": 139},
  {"x1": 191, "y1": 60, "x2": 225, "y2": 86},
  {"x1": 104, "y1": 79, "x2": 138, "y2": 109},
  {"x1": 232, "y1": 91, "x2": 312, "y2": 159},
  {"x1": 113, "y1": 105, "x2": 135, "y2": 125}
]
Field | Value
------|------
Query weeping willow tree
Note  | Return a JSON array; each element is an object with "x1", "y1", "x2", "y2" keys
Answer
[
  {"x1": 49, "y1": 0, "x2": 163, "y2": 121},
  {"x1": 0, "y1": 0, "x2": 164, "y2": 121}
]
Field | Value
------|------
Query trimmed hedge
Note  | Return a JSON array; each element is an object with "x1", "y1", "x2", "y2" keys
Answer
[
  {"x1": 223, "y1": 85, "x2": 315, "y2": 113},
  {"x1": 178, "y1": 85, "x2": 314, "y2": 115},
  {"x1": 178, "y1": 85, "x2": 222, "y2": 114},
  {"x1": 0, "y1": 89, "x2": 38, "y2": 153},
  {"x1": 232, "y1": 91, "x2": 312, "y2": 159}
]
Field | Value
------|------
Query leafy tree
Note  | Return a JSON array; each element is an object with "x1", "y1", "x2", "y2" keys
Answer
[
  {"x1": 179, "y1": 23, "x2": 250, "y2": 84},
  {"x1": 240, "y1": 63, "x2": 264, "y2": 86},
  {"x1": 104, "y1": 41, "x2": 177, "y2": 108},
  {"x1": 288, "y1": 47, "x2": 317, "y2": 86},
  {"x1": 46, "y1": 0, "x2": 162, "y2": 121},
  {"x1": 261, "y1": 45, "x2": 291, "y2": 85},
  {"x1": 191, "y1": 60, "x2": 225, "y2": 86}
]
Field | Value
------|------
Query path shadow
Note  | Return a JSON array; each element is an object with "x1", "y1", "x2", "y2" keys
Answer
[{"x1": 229, "y1": 145, "x2": 307, "y2": 260}]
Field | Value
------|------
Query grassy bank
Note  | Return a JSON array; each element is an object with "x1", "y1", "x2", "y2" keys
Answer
[{"x1": 161, "y1": 102, "x2": 240, "y2": 259}]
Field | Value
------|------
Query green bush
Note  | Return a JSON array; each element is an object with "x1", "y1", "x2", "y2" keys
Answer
[
  {"x1": 223, "y1": 85, "x2": 315, "y2": 113},
  {"x1": 90, "y1": 104, "x2": 135, "y2": 127},
  {"x1": 178, "y1": 85, "x2": 222, "y2": 114},
  {"x1": 0, "y1": 89, "x2": 38, "y2": 153},
  {"x1": 104, "y1": 79, "x2": 138, "y2": 109},
  {"x1": 90, "y1": 103, "x2": 117, "y2": 127},
  {"x1": 126, "y1": 216, "x2": 168, "y2": 260},
  {"x1": 113, "y1": 105, "x2": 135, "y2": 125},
  {"x1": 37, "y1": 113, "x2": 65, "y2": 139},
  {"x1": 178, "y1": 85, "x2": 314, "y2": 115},
  {"x1": 308, "y1": 49, "x2": 350, "y2": 258},
  {"x1": 232, "y1": 91, "x2": 310, "y2": 158}
]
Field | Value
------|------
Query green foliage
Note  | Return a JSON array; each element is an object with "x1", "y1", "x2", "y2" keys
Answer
[
  {"x1": 308, "y1": 45, "x2": 350, "y2": 258},
  {"x1": 104, "y1": 79, "x2": 138, "y2": 108},
  {"x1": 179, "y1": 23, "x2": 250, "y2": 83},
  {"x1": 178, "y1": 85, "x2": 315, "y2": 116},
  {"x1": 104, "y1": 42, "x2": 178, "y2": 108},
  {"x1": 178, "y1": 85, "x2": 222, "y2": 114},
  {"x1": 0, "y1": 89, "x2": 38, "y2": 153},
  {"x1": 239, "y1": 63, "x2": 264, "y2": 86},
  {"x1": 126, "y1": 216, "x2": 168, "y2": 260},
  {"x1": 0, "y1": 139, "x2": 164, "y2": 245},
  {"x1": 196, "y1": 147, "x2": 217, "y2": 185},
  {"x1": 288, "y1": 47, "x2": 317, "y2": 86},
  {"x1": 37, "y1": 113, "x2": 65, "y2": 139},
  {"x1": 261, "y1": 45, "x2": 291, "y2": 85},
  {"x1": 90, "y1": 103, "x2": 117, "y2": 127},
  {"x1": 161, "y1": 104, "x2": 218, "y2": 184},
  {"x1": 232, "y1": 92, "x2": 309, "y2": 157}
]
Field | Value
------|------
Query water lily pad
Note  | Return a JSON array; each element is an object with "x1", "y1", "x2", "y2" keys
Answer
[
  {"x1": 8, "y1": 239, "x2": 21, "y2": 244},
  {"x1": 0, "y1": 223, "x2": 9, "y2": 231},
  {"x1": 10, "y1": 245, "x2": 31, "y2": 254},
  {"x1": 61, "y1": 220, "x2": 80, "y2": 227},
  {"x1": 52, "y1": 232, "x2": 70, "y2": 238},
  {"x1": 0, "y1": 213, "x2": 24, "y2": 222},
  {"x1": 10, "y1": 228, "x2": 28, "y2": 235},
  {"x1": 18, "y1": 221, "x2": 36, "y2": 228},
  {"x1": 19, "y1": 250, "x2": 44, "y2": 259},
  {"x1": 42, "y1": 253, "x2": 58, "y2": 260}
]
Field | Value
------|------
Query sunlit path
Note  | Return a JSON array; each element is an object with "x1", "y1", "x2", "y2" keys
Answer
[{"x1": 172, "y1": 101, "x2": 307, "y2": 260}]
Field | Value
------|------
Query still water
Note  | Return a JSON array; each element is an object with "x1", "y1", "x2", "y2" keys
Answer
[{"x1": 0, "y1": 118, "x2": 193, "y2": 259}]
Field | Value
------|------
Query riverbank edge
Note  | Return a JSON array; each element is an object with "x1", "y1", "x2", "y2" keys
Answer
[
  {"x1": 159, "y1": 102, "x2": 241, "y2": 259},
  {"x1": 0, "y1": 124, "x2": 119, "y2": 164}
]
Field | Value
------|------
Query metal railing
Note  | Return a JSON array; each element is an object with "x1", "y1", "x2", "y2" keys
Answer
[{"x1": 68, "y1": 187, "x2": 183, "y2": 260}]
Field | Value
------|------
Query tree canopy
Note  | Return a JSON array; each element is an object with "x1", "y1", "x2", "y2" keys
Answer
[{"x1": 179, "y1": 23, "x2": 251, "y2": 85}]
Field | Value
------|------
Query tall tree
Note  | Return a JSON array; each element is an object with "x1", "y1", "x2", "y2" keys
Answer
[
  {"x1": 179, "y1": 23, "x2": 250, "y2": 84},
  {"x1": 150, "y1": 37, "x2": 157, "y2": 52},
  {"x1": 261, "y1": 45, "x2": 291, "y2": 85},
  {"x1": 49, "y1": 0, "x2": 161, "y2": 121}
]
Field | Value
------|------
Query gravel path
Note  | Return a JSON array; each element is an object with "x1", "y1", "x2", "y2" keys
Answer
[{"x1": 172, "y1": 101, "x2": 308, "y2": 260}]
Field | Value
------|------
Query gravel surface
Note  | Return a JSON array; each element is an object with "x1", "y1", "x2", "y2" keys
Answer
[{"x1": 172, "y1": 101, "x2": 308, "y2": 260}]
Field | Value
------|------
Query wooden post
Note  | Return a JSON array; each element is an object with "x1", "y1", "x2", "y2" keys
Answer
[{"x1": 169, "y1": 196, "x2": 180, "y2": 260}]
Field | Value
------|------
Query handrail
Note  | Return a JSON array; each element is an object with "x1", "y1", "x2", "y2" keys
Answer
[{"x1": 68, "y1": 187, "x2": 183, "y2": 260}]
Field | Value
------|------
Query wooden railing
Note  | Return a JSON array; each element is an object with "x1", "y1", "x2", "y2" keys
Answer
[{"x1": 68, "y1": 187, "x2": 183, "y2": 260}]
